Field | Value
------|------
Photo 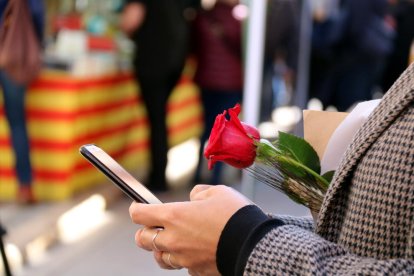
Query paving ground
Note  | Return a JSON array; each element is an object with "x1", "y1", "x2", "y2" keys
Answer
[{"x1": 1, "y1": 178, "x2": 310, "y2": 276}]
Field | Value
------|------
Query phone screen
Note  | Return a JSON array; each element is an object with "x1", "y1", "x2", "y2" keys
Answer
[{"x1": 80, "y1": 144, "x2": 162, "y2": 204}]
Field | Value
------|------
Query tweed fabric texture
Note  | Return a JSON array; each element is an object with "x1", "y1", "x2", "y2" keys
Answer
[
  {"x1": 243, "y1": 63, "x2": 414, "y2": 275},
  {"x1": 268, "y1": 214, "x2": 315, "y2": 232}
]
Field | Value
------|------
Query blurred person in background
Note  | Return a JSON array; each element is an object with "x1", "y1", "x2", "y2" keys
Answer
[
  {"x1": 309, "y1": 0, "x2": 396, "y2": 111},
  {"x1": 0, "y1": 0, "x2": 44, "y2": 203},
  {"x1": 191, "y1": 0, "x2": 243, "y2": 185},
  {"x1": 120, "y1": 0, "x2": 191, "y2": 191},
  {"x1": 381, "y1": 0, "x2": 414, "y2": 92},
  {"x1": 260, "y1": 0, "x2": 300, "y2": 122}
]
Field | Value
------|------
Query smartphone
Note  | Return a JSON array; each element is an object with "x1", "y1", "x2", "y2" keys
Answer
[{"x1": 79, "y1": 144, "x2": 162, "y2": 204}]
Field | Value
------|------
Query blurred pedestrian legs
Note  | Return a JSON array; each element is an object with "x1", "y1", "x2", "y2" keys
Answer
[{"x1": 0, "y1": 70, "x2": 34, "y2": 203}]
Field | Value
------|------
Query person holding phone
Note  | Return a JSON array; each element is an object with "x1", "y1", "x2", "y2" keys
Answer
[{"x1": 129, "y1": 62, "x2": 414, "y2": 275}]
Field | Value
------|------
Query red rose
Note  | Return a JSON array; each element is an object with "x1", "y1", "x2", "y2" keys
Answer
[{"x1": 204, "y1": 104, "x2": 260, "y2": 169}]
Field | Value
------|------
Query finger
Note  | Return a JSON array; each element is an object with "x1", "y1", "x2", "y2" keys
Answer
[
  {"x1": 136, "y1": 227, "x2": 166, "y2": 251},
  {"x1": 162, "y1": 252, "x2": 182, "y2": 270},
  {"x1": 189, "y1": 184, "x2": 213, "y2": 201},
  {"x1": 191, "y1": 184, "x2": 233, "y2": 201},
  {"x1": 134, "y1": 227, "x2": 151, "y2": 251},
  {"x1": 154, "y1": 251, "x2": 171, "y2": 270},
  {"x1": 129, "y1": 202, "x2": 166, "y2": 227}
]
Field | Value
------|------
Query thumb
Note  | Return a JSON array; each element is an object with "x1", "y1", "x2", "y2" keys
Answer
[{"x1": 190, "y1": 184, "x2": 213, "y2": 201}]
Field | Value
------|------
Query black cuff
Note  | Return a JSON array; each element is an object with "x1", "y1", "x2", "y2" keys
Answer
[{"x1": 216, "y1": 205, "x2": 284, "y2": 276}]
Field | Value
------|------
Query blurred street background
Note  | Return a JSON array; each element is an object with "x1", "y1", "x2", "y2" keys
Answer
[{"x1": 1, "y1": 0, "x2": 413, "y2": 275}]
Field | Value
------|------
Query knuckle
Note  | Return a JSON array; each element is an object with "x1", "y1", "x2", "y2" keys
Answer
[
  {"x1": 216, "y1": 184, "x2": 230, "y2": 193},
  {"x1": 162, "y1": 205, "x2": 181, "y2": 222},
  {"x1": 163, "y1": 235, "x2": 177, "y2": 252}
]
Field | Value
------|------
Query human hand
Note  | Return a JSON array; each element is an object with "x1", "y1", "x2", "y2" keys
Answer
[{"x1": 129, "y1": 185, "x2": 253, "y2": 275}]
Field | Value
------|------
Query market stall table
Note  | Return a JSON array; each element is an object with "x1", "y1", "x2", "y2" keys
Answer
[{"x1": 0, "y1": 70, "x2": 203, "y2": 201}]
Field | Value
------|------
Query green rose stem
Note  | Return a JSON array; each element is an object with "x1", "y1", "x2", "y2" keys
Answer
[
  {"x1": 276, "y1": 155, "x2": 329, "y2": 191},
  {"x1": 252, "y1": 139, "x2": 329, "y2": 214},
  {"x1": 255, "y1": 140, "x2": 329, "y2": 190}
]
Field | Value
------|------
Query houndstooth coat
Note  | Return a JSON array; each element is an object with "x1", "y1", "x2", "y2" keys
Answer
[{"x1": 244, "y1": 63, "x2": 414, "y2": 275}]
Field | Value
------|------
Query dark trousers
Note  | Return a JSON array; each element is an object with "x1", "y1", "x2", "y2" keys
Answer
[
  {"x1": 311, "y1": 56, "x2": 383, "y2": 112},
  {"x1": 135, "y1": 70, "x2": 182, "y2": 190},
  {"x1": 194, "y1": 89, "x2": 242, "y2": 185},
  {"x1": 0, "y1": 70, "x2": 32, "y2": 186}
]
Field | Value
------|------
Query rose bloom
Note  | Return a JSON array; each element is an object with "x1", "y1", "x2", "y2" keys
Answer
[{"x1": 204, "y1": 104, "x2": 260, "y2": 169}]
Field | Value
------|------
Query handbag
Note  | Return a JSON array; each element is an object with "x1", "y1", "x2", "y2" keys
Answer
[{"x1": 0, "y1": 0, "x2": 42, "y2": 85}]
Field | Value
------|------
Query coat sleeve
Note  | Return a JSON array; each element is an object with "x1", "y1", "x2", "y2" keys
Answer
[
  {"x1": 243, "y1": 225, "x2": 414, "y2": 275},
  {"x1": 218, "y1": 206, "x2": 414, "y2": 275},
  {"x1": 267, "y1": 214, "x2": 315, "y2": 232}
]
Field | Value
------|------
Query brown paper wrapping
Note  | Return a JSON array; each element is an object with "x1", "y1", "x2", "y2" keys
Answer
[{"x1": 303, "y1": 110, "x2": 349, "y2": 160}]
